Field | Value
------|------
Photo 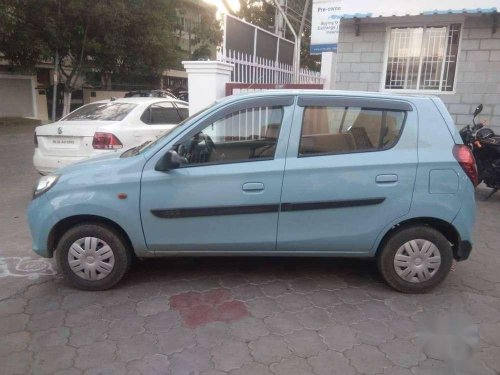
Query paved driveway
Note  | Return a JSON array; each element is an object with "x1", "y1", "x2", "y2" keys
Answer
[{"x1": 1, "y1": 124, "x2": 499, "y2": 375}]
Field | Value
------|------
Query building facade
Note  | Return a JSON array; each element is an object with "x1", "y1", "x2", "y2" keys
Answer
[
  {"x1": 175, "y1": 0, "x2": 219, "y2": 61},
  {"x1": 328, "y1": 10, "x2": 500, "y2": 133}
]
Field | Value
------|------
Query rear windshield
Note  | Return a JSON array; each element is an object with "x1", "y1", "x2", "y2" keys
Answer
[{"x1": 63, "y1": 103, "x2": 137, "y2": 121}]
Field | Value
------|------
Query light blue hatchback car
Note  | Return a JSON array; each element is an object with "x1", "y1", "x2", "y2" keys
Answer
[{"x1": 28, "y1": 91, "x2": 477, "y2": 292}]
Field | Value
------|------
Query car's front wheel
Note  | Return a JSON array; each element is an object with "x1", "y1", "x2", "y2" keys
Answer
[
  {"x1": 377, "y1": 225, "x2": 453, "y2": 293},
  {"x1": 55, "y1": 223, "x2": 132, "y2": 291}
]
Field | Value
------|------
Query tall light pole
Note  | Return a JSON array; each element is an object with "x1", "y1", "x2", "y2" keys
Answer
[
  {"x1": 273, "y1": 0, "x2": 311, "y2": 83},
  {"x1": 297, "y1": 0, "x2": 311, "y2": 83},
  {"x1": 274, "y1": 0, "x2": 286, "y2": 37},
  {"x1": 51, "y1": 0, "x2": 60, "y2": 122}
]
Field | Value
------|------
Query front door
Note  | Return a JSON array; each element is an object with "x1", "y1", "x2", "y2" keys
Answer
[
  {"x1": 277, "y1": 96, "x2": 418, "y2": 254},
  {"x1": 140, "y1": 96, "x2": 295, "y2": 253}
]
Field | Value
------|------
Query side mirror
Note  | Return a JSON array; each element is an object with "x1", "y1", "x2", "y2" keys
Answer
[
  {"x1": 155, "y1": 150, "x2": 186, "y2": 171},
  {"x1": 473, "y1": 104, "x2": 483, "y2": 117}
]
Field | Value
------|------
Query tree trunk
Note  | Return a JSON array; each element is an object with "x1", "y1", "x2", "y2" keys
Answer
[
  {"x1": 101, "y1": 72, "x2": 112, "y2": 90},
  {"x1": 62, "y1": 90, "x2": 72, "y2": 116}
]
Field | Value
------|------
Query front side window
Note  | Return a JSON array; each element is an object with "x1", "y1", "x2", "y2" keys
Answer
[
  {"x1": 299, "y1": 106, "x2": 405, "y2": 156},
  {"x1": 63, "y1": 103, "x2": 137, "y2": 121},
  {"x1": 174, "y1": 106, "x2": 284, "y2": 166},
  {"x1": 385, "y1": 24, "x2": 461, "y2": 92}
]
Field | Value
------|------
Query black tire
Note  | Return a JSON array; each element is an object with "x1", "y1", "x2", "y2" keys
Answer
[
  {"x1": 377, "y1": 225, "x2": 453, "y2": 293},
  {"x1": 55, "y1": 223, "x2": 132, "y2": 291}
]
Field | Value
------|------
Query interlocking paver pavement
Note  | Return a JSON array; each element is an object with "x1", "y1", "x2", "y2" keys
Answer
[{"x1": 1, "y1": 124, "x2": 500, "y2": 374}]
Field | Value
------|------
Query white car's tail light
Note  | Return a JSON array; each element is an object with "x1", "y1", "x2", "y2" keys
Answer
[{"x1": 92, "y1": 132, "x2": 123, "y2": 150}]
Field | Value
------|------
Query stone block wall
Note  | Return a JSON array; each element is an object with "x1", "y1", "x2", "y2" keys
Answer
[{"x1": 334, "y1": 16, "x2": 500, "y2": 133}]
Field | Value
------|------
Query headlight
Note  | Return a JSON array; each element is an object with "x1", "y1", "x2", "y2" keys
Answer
[{"x1": 33, "y1": 175, "x2": 59, "y2": 198}]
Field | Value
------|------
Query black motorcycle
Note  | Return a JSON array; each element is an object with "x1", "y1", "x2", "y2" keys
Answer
[{"x1": 459, "y1": 104, "x2": 500, "y2": 199}]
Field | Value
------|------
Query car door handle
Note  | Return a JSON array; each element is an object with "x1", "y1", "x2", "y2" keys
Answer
[
  {"x1": 376, "y1": 174, "x2": 398, "y2": 184},
  {"x1": 242, "y1": 182, "x2": 265, "y2": 192}
]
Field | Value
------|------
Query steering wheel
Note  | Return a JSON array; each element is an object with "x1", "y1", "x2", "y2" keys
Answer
[
  {"x1": 177, "y1": 143, "x2": 186, "y2": 156},
  {"x1": 203, "y1": 134, "x2": 216, "y2": 151},
  {"x1": 185, "y1": 133, "x2": 216, "y2": 163}
]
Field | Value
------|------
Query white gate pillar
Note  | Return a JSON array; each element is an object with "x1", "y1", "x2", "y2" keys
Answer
[
  {"x1": 182, "y1": 61, "x2": 234, "y2": 115},
  {"x1": 320, "y1": 52, "x2": 337, "y2": 90}
]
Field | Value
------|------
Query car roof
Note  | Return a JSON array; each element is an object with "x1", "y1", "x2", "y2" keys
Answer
[
  {"x1": 114, "y1": 97, "x2": 188, "y2": 105},
  {"x1": 87, "y1": 97, "x2": 188, "y2": 106},
  {"x1": 219, "y1": 89, "x2": 437, "y2": 104}
]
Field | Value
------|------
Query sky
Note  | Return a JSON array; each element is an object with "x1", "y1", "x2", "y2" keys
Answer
[{"x1": 203, "y1": 0, "x2": 241, "y2": 13}]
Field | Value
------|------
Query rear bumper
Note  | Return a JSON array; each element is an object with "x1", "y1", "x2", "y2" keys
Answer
[{"x1": 33, "y1": 150, "x2": 88, "y2": 174}]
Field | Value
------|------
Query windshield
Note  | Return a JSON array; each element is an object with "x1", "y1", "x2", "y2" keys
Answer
[{"x1": 62, "y1": 103, "x2": 137, "y2": 121}]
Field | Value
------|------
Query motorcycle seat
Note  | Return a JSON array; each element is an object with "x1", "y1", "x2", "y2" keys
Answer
[{"x1": 480, "y1": 136, "x2": 500, "y2": 146}]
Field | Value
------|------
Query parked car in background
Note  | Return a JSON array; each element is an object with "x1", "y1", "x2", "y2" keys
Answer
[
  {"x1": 28, "y1": 91, "x2": 476, "y2": 292},
  {"x1": 124, "y1": 89, "x2": 177, "y2": 99},
  {"x1": 173, "y1": 88, "x2": 188, "y2": 102},
  {"x1": 33, "y1": 97, "x2": 189, "y2": 174}
]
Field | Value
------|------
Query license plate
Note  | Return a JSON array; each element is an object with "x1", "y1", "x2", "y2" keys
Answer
[
  {"x1": 52, "y1": 139, "x2": 75, "y2": 145},
  {"x1": 46, "y1": 136, "x2": 80, "y2": 149}
]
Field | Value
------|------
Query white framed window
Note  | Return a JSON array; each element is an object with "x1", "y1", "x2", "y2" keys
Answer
[{"x1": 383, "y1": 24, "x2": 461, "y2": 92}]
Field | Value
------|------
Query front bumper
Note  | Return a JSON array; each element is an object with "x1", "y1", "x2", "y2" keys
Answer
[
  {"x1": 454, "y1": 240, "x2": 472, "y2": 261},
  {"x1": 27, "y1": 194, "x2": 60, "y2": 258}
]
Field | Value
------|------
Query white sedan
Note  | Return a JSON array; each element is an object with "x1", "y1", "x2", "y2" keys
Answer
[{"x1": 33, "y1": 97, "x2": 189, "y2": 174}]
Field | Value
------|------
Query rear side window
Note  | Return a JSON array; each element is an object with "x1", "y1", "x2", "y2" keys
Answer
[
  {"x1": 177, "y1": 107, "x2": 189, "y2": 121},
  {"x1": 63, "y1": 103, "x2": 137, "y2": 121},
  {"x1": 299, "y1": 106, "x2": 406, "y2": 156},
  {"x1": 141, "y1": 102, "x2": 182, "y2": 124}
]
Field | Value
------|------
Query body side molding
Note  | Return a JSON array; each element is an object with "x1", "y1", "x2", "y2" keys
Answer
[{"x1": 151, "y1": 198, "x2": 386, "y2": 219}]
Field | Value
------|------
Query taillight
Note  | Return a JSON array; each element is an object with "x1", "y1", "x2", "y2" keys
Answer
[
  {"x1": 453, "y1": 144, "x2": 478, "y2": 186},
  {"x1": 34, "y1": 132, "x2": 38, "y2": 148},
  {"x1": 92, "y1": 132, "x2": 123, "y2": 150}
]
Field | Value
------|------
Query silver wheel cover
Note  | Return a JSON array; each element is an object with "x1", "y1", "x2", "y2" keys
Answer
[
  {"x1": 393, "y1": 239, "x2": 441, "y2": 283},
  {"x1": 67, "y1": 237, "x2": 115, "y2": 281}
]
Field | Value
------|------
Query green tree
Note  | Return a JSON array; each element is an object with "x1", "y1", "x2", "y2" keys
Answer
[
  {"x1": 0, "y1": 0, "x2": 179, "y2": 115},
  {"x1": 237, "y1": 0, "x2": 276, "y2": 31},
  {"x1": 190, "y1": 12, "x2": 223, "y2": 60},
  {"x1": 55, "y1": 0, "x2": 179, "y2": 114},
  {"x1": 0, "y1": 0, "x2": 56, "y2": 71},
  {"x1": 174, "y1": 2, "x2": 222, "y2": 62}
]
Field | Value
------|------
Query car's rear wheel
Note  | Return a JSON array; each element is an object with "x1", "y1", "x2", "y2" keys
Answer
[
  {"x1": 377, "y1": 225, "x2": 453, "y2": 293},
  {"x1": 56, "y1": 223, "x2": 132, "y2": 291}
]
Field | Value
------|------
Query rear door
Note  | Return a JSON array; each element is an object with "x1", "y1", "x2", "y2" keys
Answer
[
  {"x1": 277, "y1": 96, "x2": 418, "y2": 254},
  {"x1": 141, "y1": 101, "x2": 183, "y2": 138},
  {"x1": 174, "y1": 103, "x2": 189, "y2": 121}
]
